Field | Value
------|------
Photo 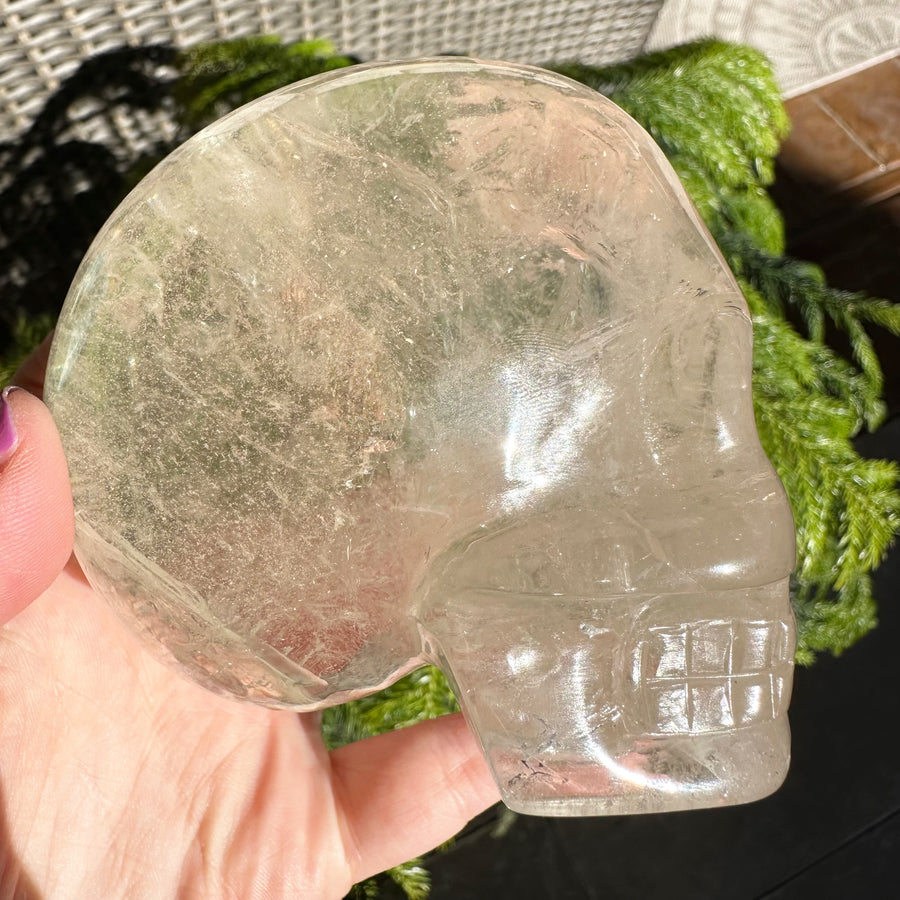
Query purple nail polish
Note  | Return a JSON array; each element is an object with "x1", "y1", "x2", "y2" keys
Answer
[{"x1": 0, "y1": 386, "x2": 20, "y2": 461}]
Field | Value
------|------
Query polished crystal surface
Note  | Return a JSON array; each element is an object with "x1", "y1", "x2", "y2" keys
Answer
[{"x1": 45, "y1": 58, "x2": 796, "y2": 816}]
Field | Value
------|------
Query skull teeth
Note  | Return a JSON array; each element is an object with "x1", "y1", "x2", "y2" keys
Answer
[{"x1": 631, "y1": 619, "x2": 792, "y2": 736}]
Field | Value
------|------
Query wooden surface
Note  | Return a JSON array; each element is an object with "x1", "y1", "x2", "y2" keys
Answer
[{"x1": 772, "y1": 55, "x2": 900, "y2": 411}]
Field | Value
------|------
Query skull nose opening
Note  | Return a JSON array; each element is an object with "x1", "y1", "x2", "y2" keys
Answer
[{"x1": 424, "y1": 584, "x2": 795, "y2": 816}]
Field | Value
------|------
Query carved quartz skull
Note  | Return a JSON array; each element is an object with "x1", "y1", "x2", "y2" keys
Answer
[{"x1": 45, "y1": 58, "x2": 796, "y2": 816}]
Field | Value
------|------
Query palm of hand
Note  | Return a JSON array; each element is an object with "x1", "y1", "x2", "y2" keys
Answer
[{"x1": 0, "y1": 352, "x2": 497, "y2": 899}]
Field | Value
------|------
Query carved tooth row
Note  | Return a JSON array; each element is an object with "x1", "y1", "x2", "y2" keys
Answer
[{"x1": 632, "y1": 619, "x2": 792, "y2": 735}]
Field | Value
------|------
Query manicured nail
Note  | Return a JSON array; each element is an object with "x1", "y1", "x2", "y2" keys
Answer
[{"x1": 0, "y1": 386, "x2": 20, "y2": 463}]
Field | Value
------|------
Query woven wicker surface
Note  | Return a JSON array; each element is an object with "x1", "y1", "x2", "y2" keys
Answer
[{"x1": 1, "y1": 0, "x2": 664, "y2": 137}]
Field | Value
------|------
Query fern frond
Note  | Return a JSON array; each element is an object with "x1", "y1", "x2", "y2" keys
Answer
[
  {"x1": 176, "y1": 36, "x2": 353, "y2": 127},
  {"x1": 387, "y1": 860, "x2": 431, "y2": 900},
  {"x1": 321, "y1": 666, "x2": 458, "y2": 750},
  {"x1": 794, "y1": 573, "x2": 879, "y2": 664},
  {"x1": 346, "y1": 879, "x2": 381, "y2": 899},
  {"x1": 723, "y1": 233, "x2": 899, "y2": 429},
  {"x1": 750, "y1": 288, "x2": 900, "y2": 595},
  {"x1": 555, "y1": 41, "x2": 789, "y2": 189}
]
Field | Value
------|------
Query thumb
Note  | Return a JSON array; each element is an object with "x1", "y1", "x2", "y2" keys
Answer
[{"x1": 0, "y1": 386, "x2": 74, "y2": 624}]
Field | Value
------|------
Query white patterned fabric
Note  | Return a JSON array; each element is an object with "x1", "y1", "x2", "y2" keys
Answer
[{"x1": 649, "y1": 0, "x2": 900, "y2": 97}]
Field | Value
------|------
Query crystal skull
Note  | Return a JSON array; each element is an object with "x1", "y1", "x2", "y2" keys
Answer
[{"x1": 45, "y1": 58, "x2": 796, "y2": 816}]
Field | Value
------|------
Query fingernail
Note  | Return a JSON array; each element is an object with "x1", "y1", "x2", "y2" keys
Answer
[{"x1": 0, "y1": 386, "x2": 20, "y2": 463}]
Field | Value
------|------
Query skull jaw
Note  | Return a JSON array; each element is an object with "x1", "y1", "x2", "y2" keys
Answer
[
  {"x1": 425, "y1": 581, "x2": 795, "y2": 816},
  {"x1": 479, "y1": 719, "x2": 791, "y2": 816}
]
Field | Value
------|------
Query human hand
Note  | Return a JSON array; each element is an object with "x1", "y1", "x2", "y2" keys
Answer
[{"x1": 0, "y1": 337, "x2": 499, "y2": 898}]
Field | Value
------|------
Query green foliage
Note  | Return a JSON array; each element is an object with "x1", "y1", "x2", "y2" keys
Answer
[
  {"x1": 558, "y1": 40, "x2": 795, "y2": 296},
  {"x1": 348, "y1": 860, "x2": 430, "y2": 900},
  {"x1": 721, "y1": 231, "x2": 900, "y2": 430},
  {"x1": 322, "y1": 666, "x2": 458, "y2": 750},
  {"x1": 346, "y1": 879, "x2": 381, "y2": 900},
  {"x1": 792, "y1": 573, "x2": 879, "y2": 665},
  {"x1": 386, "y1": 860, "x2": 431, "y2": 900},
  {"x1": 558, "y1": 41, "x2": 900, "y2": 666},
  {"x1": 555, "y1": 41, "x2": 790, "y2": 188},
  {"x1": 175, "y1": 35, "x2": 353, "y2": 128},
  {"x1": 746, "y1": 291, "x2": 900, "y2": 660},
  {"x1": 554, "y1": 40, "x2": 790, "y2": 256}
]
